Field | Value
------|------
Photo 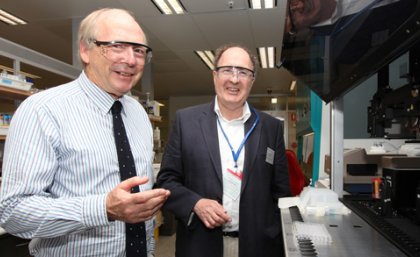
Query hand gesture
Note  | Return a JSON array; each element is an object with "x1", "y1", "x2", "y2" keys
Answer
[{"x1": 106, "y1": 176, "x2": 170, "y2": 223}]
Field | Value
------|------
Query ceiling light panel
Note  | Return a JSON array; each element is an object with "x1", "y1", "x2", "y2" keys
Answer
[
  {"x1": 290, "y1": 80, "x2": 297, "y2": 91},
  {"x1": 258, "y1": 47, "x2": 276, "y2": 69},
  {"x1": 152, "y1": 0, "x2": 186, "y2": 15},
  {"x1": 249, "y1": 0, "x2": 276, "y2": 9},
  {"x1": 0, "y1": 9, "x2": 27, "y2": 25},
  {"x1": 258, "y1": 47, "x2": 267, "y2": 69},
  {"x1": 195, "y1": 50, "x2": 214, "y2": 70},
  {"x1": 250, "y1": 0, "x2": 262, "y2": 9}
]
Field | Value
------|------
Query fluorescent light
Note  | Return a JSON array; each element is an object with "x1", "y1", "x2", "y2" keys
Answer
[
  {"x1": 0, "y1": 15, "x2": 17, "y2": 25},
  {"x1": 290, "y1": 80, "x2": 297, "y2": 91},
  {"x1": 264, "y1": 0, "x2": 275, "y2": 8},
  {"x1": 258, "y1": 47, "x2": 267, "y2": 69},
  {"x1": 167, "y1": 0, "x2": 185, "y2": 14},
  {"x1": 250, "y1": 0, "x2": 262, "y2": 9},
  {"x1": 250, "y1": 0, "x2": 275, "y2": 9},
  {"x1": 258, "y1": 47, "x2": 275, "y2": 69},
  {"x1": 0, "y1": 9, "x2": 27, "y2": 25},
  {"x1": 153, "y1": 0, "x2": 172, "y2": 14},
  {"x1": 271, "y1": 98, "x2": 277, "y2": 104},
  {"x1": 267, "y1": 47, "x2": 275, "y2": 68},
  {"x1": 152, "y1": 0, "x2": 185, "y2": 15},
  {"x1": 204, "y1": 50, "x2": 214, "y2": 63},
  {"x1": 195, "y1": 50, "x2": 215, "y2": 70}
]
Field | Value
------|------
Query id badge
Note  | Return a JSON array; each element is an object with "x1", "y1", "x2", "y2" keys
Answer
[{"x1": 224, "y1": 168, "x2": 242, "y2": 200}]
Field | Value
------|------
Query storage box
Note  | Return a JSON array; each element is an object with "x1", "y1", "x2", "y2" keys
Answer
[
  {"x1": 0, "y1": 126, "x2": 8, "y2": 136},
  {"x1": 0, "y1": 75, "x2": 33, "y2": 91}
]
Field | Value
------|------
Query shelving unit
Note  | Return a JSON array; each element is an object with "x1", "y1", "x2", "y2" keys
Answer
[
  {"x1": 0, "y1": 86, "x2": 32, "y2": 141},
  {"x1": 148, "y1": 114, "x2": 162, "y2": 123},
  {"x1": 0, "y1": 85, "x2": 32, "y2": 100}
]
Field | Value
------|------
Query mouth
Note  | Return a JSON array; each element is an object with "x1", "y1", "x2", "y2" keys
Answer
[
  {"x1": 115, "y1": 71, "x2": 134, "y2": 77},
  {"x1": 227, "y1": 86, "x2": 240, "y2": 94}
]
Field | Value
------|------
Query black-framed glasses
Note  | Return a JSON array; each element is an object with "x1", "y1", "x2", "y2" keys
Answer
[
  {"x1": 215, "y1": 66, "x2": 255, "y2": 80},
  {"x1": 90, "y1": 39, "x2": 153, "y2": 64}
]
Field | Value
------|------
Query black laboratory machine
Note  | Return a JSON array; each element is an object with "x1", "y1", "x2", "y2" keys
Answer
[{"x1": 280, "y1": 0, "x2": 420, "y2": 255}]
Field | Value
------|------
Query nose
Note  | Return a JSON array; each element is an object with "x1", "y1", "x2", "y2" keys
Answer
[
  {"x1": 229, "y1": 70, "x2": 240, "y2": 83},
  {"x1": 123, "y1": 47, "x2": 139, "y2": 66}
]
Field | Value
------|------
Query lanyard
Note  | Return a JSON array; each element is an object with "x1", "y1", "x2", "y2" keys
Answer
[{"x1": 217, "y1": 107, "x2": 260, "y2": 169}]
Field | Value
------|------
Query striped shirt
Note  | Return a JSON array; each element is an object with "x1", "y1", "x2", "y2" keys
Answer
[{"x1": 0, "y1": 71, "x2": 155, "y2": 257}]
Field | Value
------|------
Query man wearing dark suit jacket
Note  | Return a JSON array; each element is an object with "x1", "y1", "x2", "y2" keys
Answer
[{"x1": 156, "y1": 43, "x2": 290, "y2": 257}]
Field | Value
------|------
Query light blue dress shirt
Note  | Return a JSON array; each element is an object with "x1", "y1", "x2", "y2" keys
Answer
[{"x1": 0, "y1": 71, "x2": 155, "y2": 257}]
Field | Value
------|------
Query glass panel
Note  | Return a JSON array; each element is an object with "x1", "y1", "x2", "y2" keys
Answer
[{"x1": 281, "y1": 0, "x2": 420, "y2": 102}]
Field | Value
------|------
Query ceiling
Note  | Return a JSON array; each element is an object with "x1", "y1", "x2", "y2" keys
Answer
[{"x1": 0, "y1": 0, "x2": 296, "y2": 110}]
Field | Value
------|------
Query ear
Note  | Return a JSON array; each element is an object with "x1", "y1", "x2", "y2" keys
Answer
[
  {"x1": 212, "y1": 70, "x2": 218, "y2": 83},
  {"x1": 79, "y1": 41, "x2": 90, "y2": 64},
  {"x1": 250, "y1": 77, "x2": 255, "y2": 87}
]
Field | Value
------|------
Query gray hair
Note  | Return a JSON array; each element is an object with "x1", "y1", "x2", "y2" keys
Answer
[{"x1": 77, "y1": 8, "x2": 146, "y2": 66}]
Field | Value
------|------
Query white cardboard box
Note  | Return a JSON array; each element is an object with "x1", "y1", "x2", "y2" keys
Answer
[{"x1": 0, "y1": 126, "x2": 8, "y2": 136}]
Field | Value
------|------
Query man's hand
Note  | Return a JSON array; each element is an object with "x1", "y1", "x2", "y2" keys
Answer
[
  {"x1": 106, "y1": 176, "x2": 170, "y2": 223},
  {"x1": 193, "y1": 199, "x2": 231, "y2": 229}
]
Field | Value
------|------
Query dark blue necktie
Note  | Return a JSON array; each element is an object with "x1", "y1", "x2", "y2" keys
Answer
[{"x1": 111, "y1": 101, "x2": 147, "y2": 257}]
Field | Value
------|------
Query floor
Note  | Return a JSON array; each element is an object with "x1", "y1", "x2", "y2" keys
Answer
[{"x1": 155, "y1": 234, "x2": 176, "y2": 257}]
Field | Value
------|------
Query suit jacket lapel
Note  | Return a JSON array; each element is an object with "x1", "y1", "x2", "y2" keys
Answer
[
  {"x1": 242, "y1": 109, "x2": 261, "y2": 192},
  {"x1": 199, "y1": 101, "x2": 223, "y2": 185}
]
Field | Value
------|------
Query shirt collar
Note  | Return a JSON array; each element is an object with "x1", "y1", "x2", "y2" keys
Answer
[
  {"x1": 78, "y1": 71, "x2": 127, "y2": 115},
  {"x1": 214, "y1": 96, "x2": 251, "y2": 124}
]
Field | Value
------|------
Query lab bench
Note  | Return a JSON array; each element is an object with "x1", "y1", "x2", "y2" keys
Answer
[{"x1": 281, "y1": 206, "x2": 407, "y2": 257}]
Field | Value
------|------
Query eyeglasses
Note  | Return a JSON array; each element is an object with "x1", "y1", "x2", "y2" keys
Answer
[
  {"x1": 215, "y1": 66, "x2": 255, "y2": 80},
  {"x1": 90, "y1": 39, "x2": 153, "y2": 64}
]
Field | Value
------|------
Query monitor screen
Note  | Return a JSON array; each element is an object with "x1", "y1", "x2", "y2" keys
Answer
[{"x1": 281, "y1": 0, "x2": 420, "y2": 103}]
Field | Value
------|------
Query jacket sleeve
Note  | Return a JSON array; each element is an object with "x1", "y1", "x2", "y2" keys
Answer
[
  {"x1": 272, "y1": 119, "x2": 291, "y2": 200},
  {"x1": 155, "y1": 110, "x2": 202, "y2": 226}
]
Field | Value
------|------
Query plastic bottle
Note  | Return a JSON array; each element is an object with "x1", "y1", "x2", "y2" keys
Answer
[{"x1": 154, "y1": 127, "x2": 161, "y2": 149}]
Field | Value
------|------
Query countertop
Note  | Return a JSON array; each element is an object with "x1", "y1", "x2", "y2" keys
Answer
[{"x1": 281, "y1": 206, "x2": 406, "y2": 257}]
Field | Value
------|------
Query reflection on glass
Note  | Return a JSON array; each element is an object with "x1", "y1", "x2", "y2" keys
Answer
[
  {"x1": 285, "y1": 0, "x2": 399, "y2": 35},
  {"x1": 281, "y1": 0, "x2": 416, "y2": 102}
]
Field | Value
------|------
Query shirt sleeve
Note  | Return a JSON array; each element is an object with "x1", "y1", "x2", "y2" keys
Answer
[{"x1": 0, "y1": 99, "x2": 110, "y2": 239}]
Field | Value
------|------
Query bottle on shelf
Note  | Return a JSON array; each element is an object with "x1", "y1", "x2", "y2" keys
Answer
[
  {"x1": 145, "y1": 92, "x2": 154, "y2": 115},
  {"x1": 153, "y1": 126, "x2": 161, "y2": 149}
]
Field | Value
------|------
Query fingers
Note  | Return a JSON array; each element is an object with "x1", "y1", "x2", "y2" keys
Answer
[
  {"x1": 106, "y1": 180, "x2": 170, "y2": 223},
  {"x1": 127, "y1": 190, "x2": 170, "y2": 222},
  {"x1": 193, "y1": 199, "x2": 231, "y2": 229},
  {"x1": 132, "y1": 188, "x2": 170, "y2": 204},
  {"x1": 119, "y1": 176, "x2": 149, "y2": 192}
]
